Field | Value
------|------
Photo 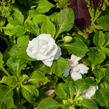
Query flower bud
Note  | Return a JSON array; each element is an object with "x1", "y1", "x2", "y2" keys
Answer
[{"x1": 63, "y1": 36, "x2": 72, "y2": 43}]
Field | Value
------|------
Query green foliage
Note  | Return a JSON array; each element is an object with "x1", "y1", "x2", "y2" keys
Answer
[
  {"x1": 55, "y1": 8, "x2": 74, "y2": 38},
  {"x1": 51, "y1": 57, "x2": 68, "y2": 77},
  {"x1": 0, "y1": 85, "x2": 14, "y2": 109},
  {"x1": 36, "y1": 0, "x2": 54, "y2": 13},
  {"x1": 93, "y1": 31, "x2": 105, "y2": 47},
  {"x1": 21, "y1": 85, "x2": 39, "y2": 104},
  {"x1": 97, "y1": 15, "x2": 109, "y2": 31},
  {"x1": 95, "y1": 88, "x2": 109, "y2": 107},
  {"x1": 61, "y1": 37, "x2": 88, "y2": 57},
  {"x1": 93, "y1": 68, "x2": 105, "y2": 83},
  {"x1": 80, "y1": 99, "x2": 98, "y2": 109},
  {"x1": 88, "y1": 48, "x2": 106, "y2": 69},
  {"x1": 0, "y1": 0, "x2": 109, "y2": 109},
  {"x1": 37, "y1": 98, "x2": 62, "y2": 109}
]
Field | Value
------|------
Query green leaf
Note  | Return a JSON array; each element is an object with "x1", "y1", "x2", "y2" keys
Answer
[
  {"x1": 55, "y1": 8, "x2": 74, "y2": 35},
  {"x1": 7, "y1": 8, "x2": 24, "y2": 25},
  {"x1": 93, "y1": 68, "x2": 105, "y2": 83},
  {"x1": 0, "y1": 85, "x2": 14, "y2": 109},
  {"x1": 24, "y1": 17, "x2": 39, "y2": 35},
  {"x1": 0, "y1": 52, "x2": 3, "y2": 67},
  {"x1": 51, "y1": 57, "x2": 68, "y2": 77},
  {"x1": 17, "y1": 35, "x2": 29, "y2": 47},
  {"x1": 36, "y1": 0, "x2": 54, "y2": 13},
  {"x1": 28, "y1": 71, "x2": 49, "y2": 88},
  {"x1": 93, "y1": 31, "x2": 105, "y2": 47},
  {"x1": 105, "y1": 32, "x2": 109, "y2": 46},
  {"x1": 33, "y1": 14, "x2": 48, "y2": 25},
  {"x1": 55, "y1": 83, "x2": 68, "y2": 99},
  {"x1": 97, "y1": 15, "x2": 109, "y2": 31},
  {"x1": 88, "y1": 48, "x2": 106, "y2": 68},
  {"x1": 61, "y1": 37, "x2": 88, "y2": 57},
  {"x1": 0, "y1": 76, "x2": 17, "y2": 87},
  {"x1": 37, "y1": 98, "x2": 62, "y2": 109},
  {"x1": 75, "y1": 78, "x2": 96, "y2": 94},
  {"x1": 104, "y1": 69, "x2": 109, "y2": 83},
  {"x1": 95, "y1": 88, "x2": 109, "y2": 106},
  {"x1": 4, "y1": 24, "x2": 25, "y2": 37},
  {"x1": 21, "y1": 85, "x2": 39, "y2": 104},
  {"x1": 55, "y1": 81, "x2": 76, "y2": 99},
  {"x1": 41, "y1": 19, "x2": 56, "y2": 37},
  {"x1": 0, "y1": 17, "x2": 6, "y2": 27},
  {"x1": 6, "y1": 45, "x2": 29, "y2": 74},
  {"x1": 80, "y1": 99, "x2": 98, "y2": 109}
]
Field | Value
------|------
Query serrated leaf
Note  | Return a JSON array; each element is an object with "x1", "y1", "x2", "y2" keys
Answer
[
  {"x1": 93, "y1": 31, "x2": 105, "y2": 47},
  {"x1": 55, "y1": 8, "x2": 74, "y2": 35},
  {"x1": 24, "y1": 18, "x2": 39, "y2": 35},
  {"x1": 88, "y1": 48, "x2": 106, "y2": 68},
  {"x1": 21, "y1": 85, "x2": 39, "y2": 104},
  {"x1": 41, "y1": 19, "x2": 56, "y2": 37},
  {"x1": 61, "y1": 37, "x2": 88, "y2": 57},
  {"x1": 28, "y1": 71, "x2": 49, "y2": 88},
  {"x1": 97, "y1": 15, "x2": 109, "y2": 31},
  {"x1": 36, "y1": 0, "x2": 54, "y2": 13},
  {"x1": 7, "y1": 8, "x2": 24, "y2": 25},
  {"x1": 51, "y1": 57, "x2": 68, "y2": 77},
  {"x1": 0, "y1": 85, "x2": 14, "y2": 109},
  {"x1": 17, "y1": 35, "x2": 29, "y2": 47},
  {"x1": 80, "y1": 99, "x2": 98, "y2": 109},
  {"x1": 55, "y1": 81, "x2": 76, "y2": 99},
  {"x1": 105, "y1": 32, "x2": 109, "y2": 46},
  {"x1": 0, "y1": 76, "x2": 17, "y2": 87},
  {"x1": 4, "y1": 24, "x2": 25, "y2": 37},
  {"x1": 95, "y1": 88, "x2": 109, "y2": 106},
  {"x1": 93, "y1": 68, "x2": 105, "y2": 83},
  {"x1": 37, "y1": 98, "x2": 62, "y2": 109}
]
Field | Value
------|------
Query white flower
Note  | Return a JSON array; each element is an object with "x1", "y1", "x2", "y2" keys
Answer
[
  {"x1": 26, "y1": 34, "x2": 61, "y2": 67},
  {"x1": 81, "y1": 86, "x2": 98, "y2": 99},
  {"x1": 69, "y1": 54, "x2": 81, "y2": 67},
  {"x1": 63, "y1": 54, "x2": 82, "y2": 78},
  {"x1": 70, "y1": 64, "x2": 89, "y2": 80}
]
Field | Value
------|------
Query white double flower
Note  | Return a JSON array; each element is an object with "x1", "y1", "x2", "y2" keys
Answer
[
  {"x1": 63, "y1": 54, "x2": 89, "y2": 80},
  {"x1": 26, "y1": 34, "x2": 61, "y2": 67}
]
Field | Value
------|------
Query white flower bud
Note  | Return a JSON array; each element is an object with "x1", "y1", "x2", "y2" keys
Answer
[{"x1": 81, "y1": 86, "x2": 98, "y2": 99}]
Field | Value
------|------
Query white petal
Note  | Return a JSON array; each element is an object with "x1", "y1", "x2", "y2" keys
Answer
[
  {"x1": 69, "y1": 54, "x2": 81, "y2": 67},
  {"x1": 70, "y1": 71, "x2": 82, "y2": 80},
  {"x1": 54, "y1": 46, "x2": 62, "y2": 60},
  {"x1": 42, "y1": 60, "x2": 53, "y2": 67},
  {"x1": 63, "y1": 67, "x2": 70, "y2": 77},
  {"x1": 71, "y1": 54, "x2": 81, "y2": 62},
  {"x1": 71, "y1": 64, "x2": 89, "y2": 74}
]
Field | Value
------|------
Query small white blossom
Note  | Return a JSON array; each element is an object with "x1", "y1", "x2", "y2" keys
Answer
[
  {"x1": 26, "y1": 34, "x2": 61, "y2": 67},
  {"x1": 69, "y1": 54, "x2": 81, "y2": 67},
  {"x1": 70, "y1": 64, "x2": 89, "y2": 80},
  {"x1": 81, "y1": 86, "x2": 98, "y2": 99}
]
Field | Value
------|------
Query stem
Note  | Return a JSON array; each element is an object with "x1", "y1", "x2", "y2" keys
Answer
[
  {"x1": 55, "y1": 32, "x2": 59, "y2": 40},
  {"x1": 1, "y1": 66, "x2": 10, "y2": 76}
]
